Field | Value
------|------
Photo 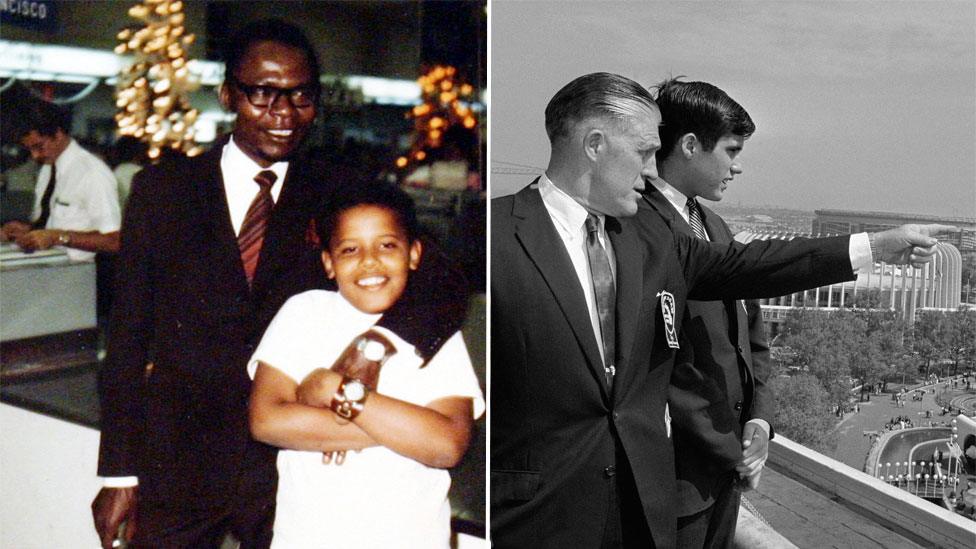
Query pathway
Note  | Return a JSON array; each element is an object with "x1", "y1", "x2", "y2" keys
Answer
[{"x1": 829, "y1": 384, "x2": 952, "y2": 471}]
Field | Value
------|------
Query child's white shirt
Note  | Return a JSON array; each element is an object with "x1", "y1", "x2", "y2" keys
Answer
[{"x1": 248, "y1": 289, "x2": 485, "y2": 548}]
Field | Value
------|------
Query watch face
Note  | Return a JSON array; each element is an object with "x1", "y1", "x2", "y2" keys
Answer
[
  {"x1": 344, "y1": 379, "x2": 366, "y2": 401},
  {"x1": 363, "y1": 339, "x2": 386, "y2": 361}
]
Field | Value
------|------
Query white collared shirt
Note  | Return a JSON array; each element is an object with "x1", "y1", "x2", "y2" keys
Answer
[
  {"x1": 32, "y1": 139, "x2": 121, "y2": 261},
  {"x1": 537, "y1": 173, "x2": 615, "y2": 365},
  {"x1": 219, "y1": 137, "x2": 288, "y2": 235}
]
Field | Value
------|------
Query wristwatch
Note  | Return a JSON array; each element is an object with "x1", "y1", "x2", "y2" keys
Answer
[
  {"x1": 57, "y1": 231, "x2": 70, "y2": 246},
  {"x1": 330, "y1": 376, "x2": 369, "y2": 420}
]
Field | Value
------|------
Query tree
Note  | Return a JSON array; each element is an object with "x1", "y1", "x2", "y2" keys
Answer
[
  {"x1": 782, "y1": 309, "x2": 857, "y2": 411},
  {"x1": 912, "y1": 311, "x2": 946, "y2": 378},
  {"x1": 944, "y1": 308, "x2": 976, "y2": 375},
  {"x1": 847, "y1": 287, "x2": 886, "y2": 309},
  {"x1": 858, "y1": 309, "x2": 909, "y2": 391},
  {"x1": 770, "y1": 374, "x2": 838, "y2": 454}
]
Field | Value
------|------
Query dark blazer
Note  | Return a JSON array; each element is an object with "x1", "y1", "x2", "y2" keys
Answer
[
  {"x1": 490, "y1": 182, "x2": 854, "y2": 549},
  {"x1": 640, "y1": 186, "x2": 775, "y2": 517},
  {"x1": 97, "y1": 139, "x2": 465, "y2": 510}
]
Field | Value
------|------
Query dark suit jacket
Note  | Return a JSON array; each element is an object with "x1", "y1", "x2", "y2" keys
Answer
[
  {"x1": 490, "y1": 182, "x2": 854, "y2": 549},
  {"x1": 97, "y1": 138, "x2": 465, "y2": 510},
  {"x1": 640, "y1": 187, "x2": 774, "y2": 517}
]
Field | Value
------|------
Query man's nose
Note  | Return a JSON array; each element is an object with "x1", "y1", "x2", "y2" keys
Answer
[
  {"x1": 731, "y1": 161, "x2": 743, "y2": 175},
  {"x1": 642, "y1": 161, "x2": 658, "y2": 181},
  {"x1": 269, "y1": 93, "x2": 297, "y2": 116}
]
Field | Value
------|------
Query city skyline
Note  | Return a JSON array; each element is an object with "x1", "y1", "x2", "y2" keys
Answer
[{"x1": 490, "y1": 0, "x2": 976, "y2": 219}]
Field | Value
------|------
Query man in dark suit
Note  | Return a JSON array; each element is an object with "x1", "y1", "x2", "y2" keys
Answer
[
  {"x1": 490, "y1": 72, "x2": 945, "y2": 548},
  {"x1": 91, "y1": 19, "x2": 464, "y2": 548},
  {"x1": 640, "y1": 78, "x2": 773, "y2": 548}
]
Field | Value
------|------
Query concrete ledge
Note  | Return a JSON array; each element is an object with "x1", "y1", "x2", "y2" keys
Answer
[
  {"x1": 768, "y1": 435, "x2": 974, "y2": 549},
  {"x1": 734, "y1": 505, "x2": 798, "y2": 549}
]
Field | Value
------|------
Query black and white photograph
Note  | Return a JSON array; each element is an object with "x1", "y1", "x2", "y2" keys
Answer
[{"x1": 490, "y1": 1, "x2": 975, "y2": 548}]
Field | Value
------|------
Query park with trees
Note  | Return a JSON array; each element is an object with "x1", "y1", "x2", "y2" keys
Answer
[{"x1": 769, "y1": 296, "x2": 975, "y2": 453}]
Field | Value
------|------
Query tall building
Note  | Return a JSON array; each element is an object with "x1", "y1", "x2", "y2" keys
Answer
[{"x1": 812, "y1": 209, "x2": 975, "y2": 255}]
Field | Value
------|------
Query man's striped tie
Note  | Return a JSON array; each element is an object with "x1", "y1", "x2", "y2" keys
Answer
[
  {"x1": 238, "y1": 170, "x2": 277, "y2": 285},
  {"x1": 687, "y1": 197, "x2": 708, "y2": 240}
]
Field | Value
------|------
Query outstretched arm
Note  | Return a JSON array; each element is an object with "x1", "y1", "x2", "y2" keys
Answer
[{"x1": 680, "y1": 223, "x2": 952, "y2": 302}]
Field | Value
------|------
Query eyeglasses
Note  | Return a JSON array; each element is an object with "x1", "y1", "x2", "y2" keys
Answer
[{"x1": 231, "y1": 80, "x2": 318, "y2": 108}]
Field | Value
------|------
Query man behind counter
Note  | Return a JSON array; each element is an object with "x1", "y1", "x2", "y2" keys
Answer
[{"x1": 0, "y1": 101, "x2": 121, "y2": 260}]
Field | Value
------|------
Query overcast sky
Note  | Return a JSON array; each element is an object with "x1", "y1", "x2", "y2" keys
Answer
[{"x1": 489, "y1": 0, "x2": 976, "y2": 219}]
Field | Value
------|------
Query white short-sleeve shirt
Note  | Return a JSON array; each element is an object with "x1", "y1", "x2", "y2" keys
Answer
[
  {"x1": 32, "y1": 139, "x2": 121, "y2": 261},
  {"x1": 248, "y1": 290, "x2": 485, "y2": 548}
]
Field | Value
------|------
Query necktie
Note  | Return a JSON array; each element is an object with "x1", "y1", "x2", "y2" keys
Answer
[
  {"x1": 33, "y1": 163, "x2": 57, "y2": 229},
  {"x1": 238, "y1": 170, "x2": 277, "y2": 285},
  {"x1": 687, "y1": 197, "x2": 708, "y2": 240},
  {"x1": 584, "y1": 214, "x2": 616, "y2": 388}
]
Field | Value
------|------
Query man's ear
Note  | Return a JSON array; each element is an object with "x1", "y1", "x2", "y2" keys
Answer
[
  {"x1": 680, "y1": 133, "x2": 699, "y2": 159},
  {"x1": 320, "y1": 250, "x2": 335, "y2": 279},
  {"x1": 218, "y1": 82, "x2": 234, "y2": 112},
  {"x1": 583, "y1": 129, "x2": 606, "y2": 162}
]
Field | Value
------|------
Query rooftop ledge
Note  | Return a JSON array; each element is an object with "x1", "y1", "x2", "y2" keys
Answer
[{"x1": 737, "y1": 435, "x2": 974, "y2": 548}]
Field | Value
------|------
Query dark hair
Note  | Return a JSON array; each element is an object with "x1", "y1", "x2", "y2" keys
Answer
[
  {"x1": 223, "y1": 18, "x2": 321, "y2": 93},
  {"x1": 544, "y1": 72, "x2": 658, "y2": 143},
  {"x1": 653, "y1": 77, "x2": 755, "y2": 157},
  {"x1": 21, "y1": 100, "x2": 70, "y2": 138},
  {"x1": 315, "y1": 182, "x2": 421, "y2": 249}
]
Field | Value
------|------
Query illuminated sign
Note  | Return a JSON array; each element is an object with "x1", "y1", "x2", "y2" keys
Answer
[{"x1": 0, "y1": 0, "x2": 57, "y2": 33}]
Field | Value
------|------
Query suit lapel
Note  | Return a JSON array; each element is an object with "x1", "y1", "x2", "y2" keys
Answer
[
  {"x1": 642, "y1": 186, "x2": 690, "y2": 238},
  {"x1": 251, "y1": 160, "x2": 309, "y2": 293},
  {"x1": 191, "y1": 142, "x2": 251, "y2": 298},
  {"x1": 699, "y1": 204, "x2": 727, "y2": 244},
  {"x1": 512, "y1": 184, "x2": 609, "y2": 400}
]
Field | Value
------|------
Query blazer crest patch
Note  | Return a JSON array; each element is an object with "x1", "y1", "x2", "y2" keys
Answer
[{"x1": 657, "y1": 290, "x2": 679, "y2": 349}]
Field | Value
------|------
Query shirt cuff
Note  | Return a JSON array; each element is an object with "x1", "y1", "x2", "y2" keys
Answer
[
  {"x1": 746, "y1": 418, "x2": 771, "y2": 438},
  {"x1": 849, "y1": 232, "x2": 872, "y2": 273},
  {"x1": 102, "y1": 476, "x2": 138, "y2": 488}
]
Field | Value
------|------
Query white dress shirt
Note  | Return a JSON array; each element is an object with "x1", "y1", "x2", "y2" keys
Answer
[
  {"x1": 538, "y1": 174, "x2": 615, "y2": 365},
  {"x1": 32, "y1": 139, "x2": 121, "y2": 261},
  {"x1": 220, "y1": 137, "x2": 288, "y2": 235}
]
